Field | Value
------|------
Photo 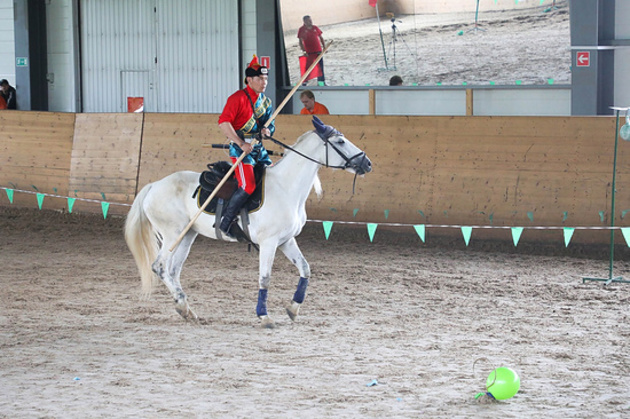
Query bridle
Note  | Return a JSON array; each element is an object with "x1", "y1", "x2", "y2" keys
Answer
[
  {"x1": 266, "y1": 131, "x2": 368, "y2": 173},
  {"x1": 265, "y1": 131, "x2": 368, "y2": 193}
]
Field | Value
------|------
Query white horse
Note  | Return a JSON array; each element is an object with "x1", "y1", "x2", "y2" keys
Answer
[{"x1": 124, "y1": 116, "x2": 372, "y2": 328}]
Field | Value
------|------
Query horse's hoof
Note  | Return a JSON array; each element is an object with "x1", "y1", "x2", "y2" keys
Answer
[
  {"x1": 260, "y1": 315, "x2": 275, "y2": 329},
  {"x1": 176, "y1": 304, "x2": 199, "y2": 323},
  {"x1": 286, "y1": 301, "x2": 301, "y2": 321}
]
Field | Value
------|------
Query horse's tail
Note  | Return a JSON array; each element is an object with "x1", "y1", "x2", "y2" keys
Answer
[{"x1": 124, "y1": 183, "x2": 158, "y2": 296}]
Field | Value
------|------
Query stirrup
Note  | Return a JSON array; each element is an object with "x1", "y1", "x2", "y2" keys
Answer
[{"x1": 220, "y1": 219, "x2": 237, "y2": 238}]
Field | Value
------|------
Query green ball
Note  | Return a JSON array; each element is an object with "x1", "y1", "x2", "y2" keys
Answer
[{"x1": 486, "y1": 367, "x2": 520, "y2": 400}]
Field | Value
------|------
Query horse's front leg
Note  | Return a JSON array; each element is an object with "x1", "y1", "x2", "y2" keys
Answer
[
  {"x1": 257, "y1": 242, "x2": 278, "y2": 329},
  {"x1": 279, "y1": 238, "x2": 310, "y2": 322}
]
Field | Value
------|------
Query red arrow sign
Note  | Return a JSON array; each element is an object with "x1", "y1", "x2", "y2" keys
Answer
[{"x1": 576, "y1": 51, "x2": 590, "y2": 67}]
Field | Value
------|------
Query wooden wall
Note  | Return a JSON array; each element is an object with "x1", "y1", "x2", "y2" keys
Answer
[
  {"x1": 0, "y1": 111, "x2": 75, "y2": 207},
  {"x1": 69, "y1": 113, "x2": 143, "y2": 214},
  {"x1": 1, "y1": 111, "x2": 627, "y2": 244},
  {"x1": 279, "y1": 115, "x2": 627, "y2": 232}
]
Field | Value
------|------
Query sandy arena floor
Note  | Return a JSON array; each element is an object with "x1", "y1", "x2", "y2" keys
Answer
[
  {"x1": 284, "y1": 3, "x2": 571, "y2": 87},
  {"x1": 1, "y1": 206, "x2": 629, "y2": 418}
]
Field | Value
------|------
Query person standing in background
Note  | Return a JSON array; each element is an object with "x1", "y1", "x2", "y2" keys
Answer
[
  {"x1": 0, "y1": 79, "x2": 16, "y2": 109},
  {"x1": 298, "y1": 15, "x2": 326, "y2": 86},
  {"x1": 299, "y1": 90, "x2": 329, "y2": 115}
]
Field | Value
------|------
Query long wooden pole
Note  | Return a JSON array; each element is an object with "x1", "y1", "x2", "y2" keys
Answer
[{"x1": 169, "y1": 41, "x2": 333, "y2": 252}]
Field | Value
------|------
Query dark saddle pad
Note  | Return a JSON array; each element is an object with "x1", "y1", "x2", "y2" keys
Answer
[{"x1": 193, "y1": 161, "x2": 265, "y2": 215}]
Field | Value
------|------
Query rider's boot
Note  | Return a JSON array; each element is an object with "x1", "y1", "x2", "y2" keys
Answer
[{"x1": 219, "y1": 188, "x2": 250, "y2": 239}]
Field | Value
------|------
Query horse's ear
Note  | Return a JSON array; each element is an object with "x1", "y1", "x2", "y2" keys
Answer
[{"x1": 312, "y1": 116, "x2": 326, "y2": 135}]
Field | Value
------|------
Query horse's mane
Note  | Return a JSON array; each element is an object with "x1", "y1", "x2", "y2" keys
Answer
[
  {"x1": 270, "y1": 130, "x2": 323, "y2": 199},
  {"x1": 313, "y1": 173, "x2": 323, "y2": 199}
]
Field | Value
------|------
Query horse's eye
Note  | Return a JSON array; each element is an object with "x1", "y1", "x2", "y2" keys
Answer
[{"x1": 336, "y1": 138, "x2": 345, "y2": 145}]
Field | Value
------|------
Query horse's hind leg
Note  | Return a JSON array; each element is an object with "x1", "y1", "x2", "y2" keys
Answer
[
  {"x1": 153, "y1": 230, "x2": 199, "y2": 321},
  {"x1": 257, "y1": 242, "x2": 278, "y2": 329},
  {"x1": 279, "y1": 238, "x2": 311, "y2": 321}
]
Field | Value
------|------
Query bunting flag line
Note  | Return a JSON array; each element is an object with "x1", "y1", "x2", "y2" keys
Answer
[
  {"x1": 1, "y1": 186, "x2": 128, "y2": 221},
  {"x1": 2, "y1": 186, "x2": 630, "y2": 247}
]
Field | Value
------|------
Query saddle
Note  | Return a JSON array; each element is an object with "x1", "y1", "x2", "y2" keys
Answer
[
  {"x1": 193, "y1": 161, "x2": 265, "y2": 215},
  {"x1": 192, "y1": 161, "x2": 266, "y2": 249}
]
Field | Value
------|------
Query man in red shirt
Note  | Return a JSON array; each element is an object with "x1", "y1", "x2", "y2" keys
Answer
[
  {"x1": 299, "y1": 90, "x2": 329, "y2": 115},
  {"x1": 217, "y1": 56, "x2": 274, "y2": 238},
  {"x1": 297, "y1": 15, "x2": 326, "y2": 85}
]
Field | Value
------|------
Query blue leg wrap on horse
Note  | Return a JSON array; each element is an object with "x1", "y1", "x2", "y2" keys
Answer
[
  {"x1": 256, "y1": 288, "x2": 268, "y2": 317},
  {"x1": 292, "y1": 277, "x2": 309, "y2": 304}
]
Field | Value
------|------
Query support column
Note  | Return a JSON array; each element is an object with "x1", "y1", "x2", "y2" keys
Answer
[
  {"x1": 570, "y1": 0, "x2": 615, "y2": 115},
  {"x1": 13, "y1": 0, "x2": 48, "y2": 111}
]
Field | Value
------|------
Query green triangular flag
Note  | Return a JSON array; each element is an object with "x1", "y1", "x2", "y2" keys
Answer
[
  {"x1": 101, "y1": 201, "x2": 110, "y2": 219},
  {"x1": 413, "y1": 225, "x2": 425, "y2": 243},
  {"x1": 322, "y1": 221, "x2": 333, "y2": 240},
  {"x1": 36, "y1": 193, "x2": 44, "y2": 209},
  {"x1": 367, "y1": 223, "x2": 377, "y2": 242},
  {"x1": 511, "y1": 227, "x2": 524, "y2": 247},
  {"x1": 67, "y1": 197, "x2": 76, "y2": 213},
  {"x1": 527, "y1": 211, "x2": 534, "y2": 222},
  {"x1": 353, "y1": 208, "x2": 359, "y2": 217},
  {"x1": 461, "y1": 226, "x2": 472, "y2": 246},
  {"x1": 5, "y1": 189, "x2": 13, "y2": 203},
  {"x1": 563, "y1": 227, "x2": 575, "y2": 247},
  {"x1": 384, "y1": 209, "x2": 389, "y2": 219},
  {"x1": 622, "y1": 228, "x2": 630, "y2": 247}
]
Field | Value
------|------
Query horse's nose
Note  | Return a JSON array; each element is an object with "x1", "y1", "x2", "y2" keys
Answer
[{"x1": 363, "y1": 157, "x2": 372, "y2": 173}]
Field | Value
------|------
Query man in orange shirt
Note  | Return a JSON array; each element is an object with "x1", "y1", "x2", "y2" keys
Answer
[{"x1": 299, "y1": 90, "x2": 329, "y2": 115}]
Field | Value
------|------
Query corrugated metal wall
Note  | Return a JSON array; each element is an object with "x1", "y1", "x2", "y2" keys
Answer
[
  {"x1": 0, "y1": 0, "x2": 16, "y2": 83},
  {"x1": 81, "y1": 0, "x2": 238, "y2": 113}
]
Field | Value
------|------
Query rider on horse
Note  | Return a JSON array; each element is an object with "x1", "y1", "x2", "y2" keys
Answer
[{"x1": 218, "y1": 55, "x2": 275, "y2": 238}]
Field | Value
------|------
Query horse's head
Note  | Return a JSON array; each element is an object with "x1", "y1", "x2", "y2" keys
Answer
[{"x1": 311, "y1": 116, "x2": 372, "y2": 175}]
